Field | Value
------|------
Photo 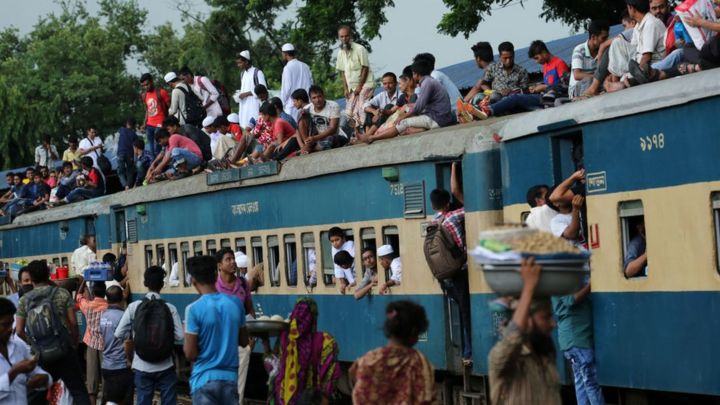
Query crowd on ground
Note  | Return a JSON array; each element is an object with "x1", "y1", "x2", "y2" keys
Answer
[{"x1": 3, "y1": 0, "x2": 717, "y2": 220}]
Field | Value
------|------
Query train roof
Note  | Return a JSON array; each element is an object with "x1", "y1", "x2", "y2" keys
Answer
[{"x1": 3, "y1": 70, "x2": 718, "y2": 229}]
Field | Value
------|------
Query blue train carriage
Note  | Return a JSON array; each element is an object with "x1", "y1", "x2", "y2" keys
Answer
[{"x1": 498, "y1": 70, "x2": 720, "y2": 399}]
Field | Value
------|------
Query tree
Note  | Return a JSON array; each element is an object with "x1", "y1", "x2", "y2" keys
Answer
[
  {"x1": 0, "y1": 0, "x2": 148, "y2": 169},
  {"x1": 437, "y1": 0, "x2": 627, "y2": 38}
]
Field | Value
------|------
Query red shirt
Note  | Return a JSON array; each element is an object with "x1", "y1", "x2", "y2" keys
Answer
[
  {"x1": 168, "y1": 134, "x2": 202, "y2": 159},
  {"x1": 271, "y1": 119, "x2": 295, "y2": 143},
  {"x1": 87, "y1": 168, "x2": 100, "y2": 185},
  {"x1": 229, "y1": 123, "x2": 242, "y2": 141},
  {"x1": 144, "y1": 88, "x2": 171, "y2": 127},
  {"x1": 542, "y1": 56, "x2": 570, "y2": 86}
]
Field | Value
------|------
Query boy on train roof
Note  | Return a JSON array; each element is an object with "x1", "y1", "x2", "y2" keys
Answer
[{"x1": 328, "y1": 227, "x2": 355, "y2": 294}]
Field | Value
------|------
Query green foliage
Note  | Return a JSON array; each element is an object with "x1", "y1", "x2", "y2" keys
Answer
[{"x1": 438, "y1": 0, "x2": 627, "y2": 38}]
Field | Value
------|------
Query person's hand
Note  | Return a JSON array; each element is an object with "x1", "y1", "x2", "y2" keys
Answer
[
  {"x1": 12, "y1": 357, "x2": 37, "y2": 375},
  {"x1": 519, "y1": 257, "x2": 541, "y2": 292},
  {"x1": 572, "y1": 168, "x2": 585, "y2": 182},
  {"x1": 26, "y1": 374, "x2": 47, "y2": 389},
  {"x1": 684, "y1": 14, "x2": 703, "y2": 28},
  {"x1": 371, "y1": 276, "x2": 378, "y2": 287},
  {"x1": 379, "y1": 283, "x2": 389, "y2": 295},
  {"x1": 500, "y1": 89, "x2": 510, "y2": 97},
  {"x1": 571, "y1": 194, "x2": 585, "y2": 210}
]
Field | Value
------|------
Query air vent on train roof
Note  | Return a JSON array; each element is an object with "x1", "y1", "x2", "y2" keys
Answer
[{"x1": 403, "y1": 181, "x2": 426, "y2": 219}]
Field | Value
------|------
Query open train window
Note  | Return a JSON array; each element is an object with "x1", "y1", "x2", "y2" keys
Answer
[
  {"x1": 713, "y1": 193, "x2": 720, "y2": 273},
  {"x1": 206, "y1": 240, "x2": 217, "y2": 257},
  {"x1": 52, "y1": 258, "x2": 60, "y2": 266},
  {"x1": 319, "y1": 231, "x2": 335, "y2": 286},
  {"x1": 61, "y1": 257, "x2": 68, "y2": 268},
  {"x1": 361, "y1": 228, "x2": 377, "y2": 250},
  {"x1": 156, "y1": 244, "x2": 166, "y2": 271},
  {"x1": 144, "y1": 245, "x2": 153, "y2": 269},
  {"x1": 181, "y1": 242, "x2": 190, "y2": 287},
  {"x1": 220, "y1": 238, "x2": 231, "y2": 249},
  {"x1": 620, "y1": 201, "x2": 647, "y2": 278},
  {"x1": 382, "y1": 226, "x2": 400, "y2": 282},
  {"x1": 168, "y1": 243, "x2": 178, "y2": 286},
  {"x1": 301, "y1": 233, "x2": 317, "y2": 289},
  {"x1": 193, "y1": 241, "x2": 203, "y2": 257},
  {"x1": 251, "y1": 237, "x2": 263, "y2": 266},
  {"x1": 267, "y1": 236, "x2": 280, "y2": 287},
  {"x1": 235, "y1": 238, "x2": 247, "y2": 254},
  {"x1": 284, "y1": 234, "x2": 298, "y2": 287}
]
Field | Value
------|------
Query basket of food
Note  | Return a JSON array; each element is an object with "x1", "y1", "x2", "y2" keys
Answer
[
  {"x1": 246, "y1": 315, "x2": 289, "y2": 337},
  {"x1": 472, "y1": 227, "x2": 590, "y2": 296}
]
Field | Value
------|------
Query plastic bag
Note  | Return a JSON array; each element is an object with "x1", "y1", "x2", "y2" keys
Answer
[{"x1": 676, "y1": 0, "x2": 719, "y2": 49}]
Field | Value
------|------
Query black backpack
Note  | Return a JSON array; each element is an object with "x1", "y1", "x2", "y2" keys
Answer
[
  {"x1": 181, "y1": 124, "x2": 213, "y2": 162},
  {"x1": 200, "y1": 77, "x2": 231, "y2": 115},
  {"x1": 25, "y1": 287, "x2": 73, "y2": 363},
  {"x1": 177, "y1": 85, "x2": 207, "y2": 127},
  {"x1": 423, "y1": 218, "x2": 467, "y2": 280},
  {"x1": 86, "y1": 137, "x2": 113, "y2": 174},
  {"x1": 132, "y1": 297, "x2": 175, "y2": 363}
]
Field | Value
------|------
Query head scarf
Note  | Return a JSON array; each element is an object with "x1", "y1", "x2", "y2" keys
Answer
[{"x1": 276, "y1": 298, "x2": 318, "y2": 404}]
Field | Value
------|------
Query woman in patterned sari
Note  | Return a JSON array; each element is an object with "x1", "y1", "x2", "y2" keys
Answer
[
  {"x1": 269, "y1": 297, "x2": 341, "y2": 405},
  {"x1": 351, "y1": 301, "x2": 435, "y2": 404}
]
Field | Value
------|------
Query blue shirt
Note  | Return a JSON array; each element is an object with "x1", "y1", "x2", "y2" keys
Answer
[
  {"x1": 185, "y1": 292, "x2": 245, "y2": 393},
  {"x1": 279, "y1": 111, "x2": 298, "y2": 129},
  {"x1": 623, "y1": 235, "x2": 646, "y2": 276},
  {"x1": 117, "y1": 127, "x2": 138, "y2": 156},
  {"x1": 100, "y1": 306, "x2": 129, "y2": 370}
]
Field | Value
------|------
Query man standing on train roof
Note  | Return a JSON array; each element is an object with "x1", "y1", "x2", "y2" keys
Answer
[
  {"x1": 234, "y1": 50, "x2": 268, "y2": 132},
  {"x1": 179, "y1": 66, "x2": 223, "y2": 119},
  {"x1": 489, "y1": 258, "x2": 560, "y2": 405},
  {"x1": 280, "y1": 43, "x2": 313, "y2": 120},
  {"x1": 71, "y1": 234, "x2": 97, "y2": 276},
  {"x1": 165, "y1": 71, "x2": 189, "y2": 125},
  {"x1": 140, "y1": 73, "x2": 170, "y2": 158},
  {"x1": 378, "y1": 245, "x2": 402, "y2": 295},
  {"x1": 336, "y1": 25, "x2": 375, "y2": 129}
]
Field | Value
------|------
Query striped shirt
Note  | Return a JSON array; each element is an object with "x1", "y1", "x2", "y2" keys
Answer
[
  {"x1": 76, "y1": 295, "x2": 109, "y2": 350},
  {"x1": 569, "y1": 41, "x2": 596, "y2": 98}
]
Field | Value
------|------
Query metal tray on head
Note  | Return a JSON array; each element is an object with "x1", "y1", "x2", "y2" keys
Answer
[
  {"x1": 481, "y1": 262, "x2": 589, "y2": 297},
  {"x1": 246, "y1": 319, "x2": 289, "y2": 337}
]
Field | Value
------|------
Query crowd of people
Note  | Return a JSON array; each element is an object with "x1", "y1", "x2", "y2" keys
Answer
[{"x1": 4, "y1": 0, "x2": 717, "y2": 221}]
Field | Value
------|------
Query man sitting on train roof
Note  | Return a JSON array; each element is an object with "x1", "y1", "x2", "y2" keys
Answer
[
  {"x1": 300, "y1": 85, "x2": 347, "y2": 153},
  {"x1": 364, "y1": 59, "x2": 454, "y2": 143},
  {"x1": 378, "y1": 245, "x2": 402, "y2": 295},
  {"x1": 329, "y1": 227, "x2": 356, "y2": 294},
  {"x1": 163, "y1": 116, "x2": 213, "y2": 163},
  {"x1": 569, "y1": 20, "x2": 611, "y2": 99},
  {"x1": 548, "y1": 169, "x2": 587, "y2": 246},
  {"x1": 148, "y1": 129, "x2": 203, "y2": 182},
  {"x1": 460, "y1": 41, "x2": 494, "y2": 110},
  {"x1": 354, "y1": 248, "x2": 378, "y2": 300},
  {"x1": 1, "y1": 171, "x2": 50, "y2": 217},
  {"x1": 357, "y1": 72, "x2": 400, "y2": 140},
  {"x1": 413, "y1": 52, "x2": 462, "y2": 115},
  {"x1": 52, "y1": 156, "x2": 104, "y2": 207}
]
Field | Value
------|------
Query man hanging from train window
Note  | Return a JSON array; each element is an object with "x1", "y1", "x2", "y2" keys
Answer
[
  {"x1": 378, "y1": 245, "x2": 402, "y2": 295},
  {"x1": 354, "y1": 248, "x2": 378, "y2": 300},
  {"x1": 624, "y1": 217, "x2": 647, "y2": 278},
  {"x1": 548, "y1": 169, "x2": 586, "y2": 245},
  {"x1": 525, "y1": 184, "x2": 558, "y2": 232},
  {"x1": 328, "y1": 227, "x2": 356, "y2": 294}
]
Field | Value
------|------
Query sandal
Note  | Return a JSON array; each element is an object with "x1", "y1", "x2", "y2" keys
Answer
[
  {"x1": 678, "y1": 63, "x2": 701, "y2": 75},
  {"x1": 456, "y1": 99, "x2": 473, "y2": 123}
]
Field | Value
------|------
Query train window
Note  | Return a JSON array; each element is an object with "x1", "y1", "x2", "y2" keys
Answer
[
  {"x1": 251, "y1": 237, "x2": 263, "y2": 266},
  {"x1": 361, "y1": 227, "x2": 377, "y2": 250},
  {"x1": 52, "y1": 258, "x2": 60, "y2": 266},
  {"x1": 168, "y1": 243, "x2": 179, "y2": 286},
  {"x1": 267, "y1": 236, "x2": 280, "y2": 287},
  {"x1": 382, "y1": 226, "x2": 400, "y2": 282},
  {"x1": 319, "y1": 231, "x2": 335, "y2": 286},
  {"x1": 144, "y1": 245, "x2": 153, "y2": 269},
  {"x1": 301, "y1": 233, "x2": 317, "y2": 289},
  {"x1": 181, "y1": 242, "x2": 190, "y2": 287},
  {"x1": 206, "y1": 240, "x2": 217, "y2": 256},
  {"x1": 284, "y1": 234, "x2": 298, "y2": 287},
  {"x1": 61, "y1": 257, "x2": 69, "y2": 267},
  {"x1": 713, "y1": 193, "x2": 720, "y2": 273},
  {"x1": 520, "y1": 211, "x2": 530, "y2": 223},
  {"x1": 620, "y1": 201, "x2": 647, "y2": 278},
  {"x1": 156, "y1": 244, "x2": 166, "y2": 271},
  {"x1": 235, "y1": 238, "x2": 247, "y2": 254},
  {"x1": 220, "y1": 238, "x2": 231, "y2": 249},
  {"x1": 193, "y1": 241, "x2": 203, "y2": 257}
]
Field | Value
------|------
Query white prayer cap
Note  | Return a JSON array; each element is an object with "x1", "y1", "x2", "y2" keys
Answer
[
  {"x1": 106, "y1": 280, "x2": 123, "y2": 291},
  {"x1": 227, "y1": 113, "x2": 240, "y2": 124},
  {"x1": 281, "y1": 43, "x2": 295, "y2": 52},
  {"x1": 163, "y1": 72, "x2": 179, "y2": 83},
  {"x1": 377, "y1": 245, "x2": 394, "y2": 257},
  {"x1": 202, "y1": 116, "x2": 216, "y2": 128},
  {"x1": 237, "y1": 50, "x2": 251, "y2": 61},
  {"x1": 235, "y1": 252, "x2": 248, "y2": 268}
]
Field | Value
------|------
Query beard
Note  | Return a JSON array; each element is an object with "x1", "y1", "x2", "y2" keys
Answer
[
  {"x1": 340, "y1": 41, "x2": 352, "y2": 50},
  {"x1": 528, "y1": 329, "x2": 556, "y2": 359}
]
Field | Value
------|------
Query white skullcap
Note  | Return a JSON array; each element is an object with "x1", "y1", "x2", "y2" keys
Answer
[
  {"x1": 238, "y1": 50, "x2": 251, "y2": 61},
  {"x1": 227, "y1": 113, "x2": 240, "y2": 124},
  {"x1": 235, "y1": 252, "x2": 248, "y2": 268},
  {"x1": 105, "y1": 280, "x2": 123, "y2": 291},
  {"x1": 202, "y1": 116, "x2": 216, "y2": 128},
  {"x1": 377, "y1": 244, "x2": 394, "y2": 257},
  {"x1": 281, "y1": 43, "x2": 295, "y2": 52},
  {"x1": 163, "y1": 72, "x2": 178, "y2": 83}
]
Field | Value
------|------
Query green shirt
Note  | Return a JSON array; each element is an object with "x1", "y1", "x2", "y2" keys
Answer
[
  {"x1": 551, "y1": 293, "x2": 594, "y2": 351},
  {"x1": 16, "y1": 285, "x2": 74, "y2": 333}
]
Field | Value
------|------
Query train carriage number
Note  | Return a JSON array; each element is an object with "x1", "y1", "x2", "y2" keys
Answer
[{"x1": 639, "y1": 133, "x2": 665, "y2": 152}]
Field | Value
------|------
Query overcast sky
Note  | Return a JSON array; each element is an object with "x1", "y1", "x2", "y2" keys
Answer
[{"x1": 1, "y1": 0, "x2": 574, "y2": 75}]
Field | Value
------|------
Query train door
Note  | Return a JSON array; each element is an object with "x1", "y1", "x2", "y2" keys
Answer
[{"x1": 551, "y1": 131, "x2": 587, "y2": 239}]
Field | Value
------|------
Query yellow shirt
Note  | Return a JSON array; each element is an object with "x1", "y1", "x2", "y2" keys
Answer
[
  {"x1": 63, "y1": 149, "x2": 81, "y2": 170},
  {"x1": 335, "y1": 42, "x2": 374, "y2": 90}
]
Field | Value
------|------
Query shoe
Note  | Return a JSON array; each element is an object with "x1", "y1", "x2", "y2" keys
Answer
[
  {"x1": 629, "y1": 60, "x2": 655, "y2": 84},
  {"x1": 456, "y1": 99, "x2": 473, "y2": 122},
  {"x1": 467, "y1": 103, "x2": 490, "y2": 120}
]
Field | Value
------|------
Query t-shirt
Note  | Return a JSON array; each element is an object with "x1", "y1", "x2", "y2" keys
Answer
[
  {"x1": 117, "y1": 127, "x2": 138, "y2": 156},
  {"x1": 100, "y1": 306, "x2": 128, "y2": 370},
  {"x1": 357, "y1": 268, "x2": 377, "y2": 290},
  {"x1": 623, "y1": 235, "x2": 647, "y2": 275},
  {"x1": 259, "y1": 119, "x2": 295, "y2": 146},
  {"x1": 550, "y1": 213, "x2": 573, "y2": 238},
  {"x1": 308, "y1": 101, "x2": 341, "y2": 137},
  {"x1": 335, "y1": 42, "x2": 374, "y2": 89},
  {"x1": 542, "y1": 56, "x2": 570, "y2": 86},
  {"x1": 185, "y1": 293, "x2": 245, "y2": 393},
  {"x1": 389, "y1": 257, "x2": 402, "y2": 285},
  {"x1": 525, "y1": 205, "x2": 558, "y2": 233},
  {"x1": 144, "y1": 88, "x2": 171, "y2": 127},
  {"x1": 62, "y1": 149, "x2": 81, "y2": 170},
  {"x1": 87, "y1": 167, "x2": 105, "y2": 193},
  {"x1": 168, "y1": 134, "x2": 202, "y2": 159},
  {"x1": 16, "y1": 285, "x2": 74, "y2": 334},
  {"x1": 78, "y1": 137, "x2": 104, "y2": 169},
  {"x1": 551, "y1": 293, "x2": 594, "y2": 351},
  {"x1": 331, "y1": 240, "x2": 356, "y2": 283},
  {"x1": 569, "y1": 42, "x2": 597, "y2": 97}
]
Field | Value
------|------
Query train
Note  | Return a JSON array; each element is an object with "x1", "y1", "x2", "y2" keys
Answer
[{"x1": 1, "y1": 69, "x2": 719, "y2": 403}]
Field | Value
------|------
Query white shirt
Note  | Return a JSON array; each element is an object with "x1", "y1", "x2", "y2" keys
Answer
[
  {"x1": 78, "y1": 137, "x2": 103, "y2": 169},
  {"x1": 204, "y1": 129, "x2": 221, "y2": 156},
  {"x1": 0, "y1": 335, "x2": 52, "y2": 404},
  {"x1": 71, "y1": 245, "x2": 97, "y2": 276},
  {"x1": 363, "y1": 88, "x2": 400, "y2": 109},
  {"x1": 389, "y1": 257, "x2": 402, "y2": 285},
  {"x1": 281, "y1": 59, "x2": 313, "y2": 119},
  {"x1": 431, "y1": 70, "x2": 461, "y2": 113},
  {"x1": 34, "y1": 145, "x2": 58, "y2": 167},
  {"x1": 550, "y1": 213, "x2": 573, "y2": 238},
  {"x1": 191, "y1": 76, "x2": 223, "y2": 118},
  {"x1": 235, "y1": 66, "x2": 268, "y2": 128},
  {"x1": 525, "y1": 205, "x2": 558, "y2": 234},
  {"x1": 113, "y1": 292, "x2": 184, "y2": 373},
  {"x1": 632, "y1": 13, "x2": 666, "y2": 64},
  {"x1": 331, "y1": 240, "x2": 356, "y2": 283}
]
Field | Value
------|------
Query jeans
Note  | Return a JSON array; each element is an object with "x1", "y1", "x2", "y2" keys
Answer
[
  {"x1": 192, "y1": 380, "x2": 239, "y2": 405},
  {"x1": 134, "y1": 367, "x2": 177, "y2": 405},
  {"x1": 65, "y1": 186, "x2": 102, "y2": 202},
  {"x1": 272, "y1": 137, "x2": 300, "y2": 161},
  {"x1": 168, "y1": 147, "x2": 202, "y2": 173},
  {"x1": 116, "y1": 152, "x2": 135, "y2": 188},
  {"x1": 564, "y1": 347, "x2": 605, "y2": 405},
  {"x1": 440, "y1": 268, "x2": 473, "y2": 359},
  {"x1": 135, "y1": 159, "x2": 149, "y2": 186},
  {"x1": 145, "y1": 125, "x2": 160, "y2": 158},
  {"x1": 42, "y1": 351, "x2": 91, "y2": 405},
  {"x1": 490, "y1": 94, "x2": 542, "y2": 117},
  {"x1": 652, "y1": 48, "x2": 684, "y2": 71}
]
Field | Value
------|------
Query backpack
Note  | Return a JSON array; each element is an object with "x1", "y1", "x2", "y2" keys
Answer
[
  {"x1": 423, "y1": 218, "x2": 467, "y2": 280},
  {"x1": 25, "y1": 287, "x2": 73, "y2": 363},
  {"x1": 198, "y1": 77, "x2": 231, "y2": 115},
  {"x1": 132, "y1": 296, "x2": 175, "y2": 363},
  {"x1": 87, "y1": 137, "x2": 113, "y2": 174},
  {"x1": 177, "y1": 85, "x2": 207, "y2": 127}
]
